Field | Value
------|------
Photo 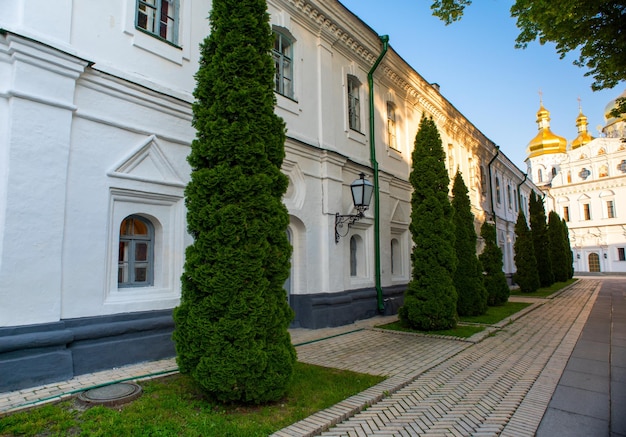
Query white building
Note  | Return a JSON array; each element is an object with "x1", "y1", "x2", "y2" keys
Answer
[
  {"x1": 0, "y1": 0, "x2": 536, "y2": 391},
  {"x1": 525, "y1": 91, "x2": 626, "y2": 273}
]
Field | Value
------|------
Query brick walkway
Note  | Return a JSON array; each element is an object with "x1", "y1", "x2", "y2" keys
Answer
[
  {"x1": 274, "y1": 279, "x2": 600, "y2": 436},
  {"x1": 0, "y1": 279, "x2": 602, "y2": 437}
]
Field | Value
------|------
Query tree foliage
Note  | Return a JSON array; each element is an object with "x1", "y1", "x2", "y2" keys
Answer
[
  {"x1": 563, "y1": 219, "x2": 574, "y2": 278},
  {"x1": 529, "y1": 191, "x2": 554, "y2": 287},
  {"x1": 452, "y1": 171, "x2": 487, "y2": 316},
  {"x1": 513, "y1": 211, "x2": 540, "y2": 293},
  {"x1": 431, "y1": 0, "x2": 626, "y2": 91},
  {"x1": 479, "y1": 222, "x2": 510, "y2": 306},
  {"x1": 548, "y1": 211, "x2": 571, "y2": 282},
  {"x1": 173, "y1": 0, "x2": 296, "y2": 404},
  {"x1": 399, "y1": 116, "x2": 457, "y2": 331}
]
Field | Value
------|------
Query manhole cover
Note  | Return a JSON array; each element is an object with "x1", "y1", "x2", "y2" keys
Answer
[{"x1": 77, "y1": 382, "x2": 142, "y2": 407}]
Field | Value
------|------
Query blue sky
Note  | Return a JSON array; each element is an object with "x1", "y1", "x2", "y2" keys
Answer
[{"x1": 339, "y1": 0, "x2": 625, "y2": 170}]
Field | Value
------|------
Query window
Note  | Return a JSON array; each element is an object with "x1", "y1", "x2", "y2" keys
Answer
[
  {"x1": 387, "y1": 102, "x2": 398, "y2": 150},
  {"x1": 347, "y1": 75, "x2": 361, "y2": 132},
  {"x1": 607, "y1": 200, "x2": 615, "y2": 218},
  {"x1": 551, "y1": 167, "x2": 557, "y2": 178},
  {"x1": 496, "y1": 177, "x2": 501, "y2": 204},
  {"x1": 513, "y1": 189, "x2": 518, "y2": 212},
  {"x1": 507, "y1": 185, "x2": 512, "y2": 209},
  {"x1": 273, "y1": 31, "x2": 294, "y2": 99},
  {"x1": 583, "y1": 203, "x2": 591, "y2": 221},
  {"x1": 563, "y1": 206, "x2": 570, "y2": 222},
  {"x1": 391, "y1": 238, "x2": 401, "y2": 275},
  {"x1": 350, "y1": 236, "x2": 358, "y2": 277},
  {"x1": 448, "y1": 144, "x2": 455, "y2": 176},
  {"x1": 136, "y1": 0, "x2": 178, "y2": 45},
  {"x1": 618, "y1": 247, "x2": 625, "y2": 261},
  {"x1": 480, "y1": 166, "x2": 487, "y2": 195},
  {"x1": 567, "y1": 171, "x2": 572, "y2": 183},
  {"x1": 118, "y1": 215, "x2": 154, "y2": 287},
  {"x1": 538, "y1": 169, "x2": 543, "y2": 183}
]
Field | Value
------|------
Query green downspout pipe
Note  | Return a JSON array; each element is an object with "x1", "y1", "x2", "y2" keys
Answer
[
  {"x1": 516, "y1": 173, "x2": 527, "y2": 214},
  {"x1": 487, "y1": 146, "x2": 499, "y2": 224},
  {"x1": 368, "y1": 35, "x2": 389, "y2": 313}
]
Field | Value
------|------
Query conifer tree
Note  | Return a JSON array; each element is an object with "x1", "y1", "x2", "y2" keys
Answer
[
  {"x1": 479, "y1": 222, "x2": 510, "y2": 306},
  {"x1": 452, "y1": 171, "x2": 488, "y2": 316},
  {"x1": 563, "y1": 219, "x2": 574, "y2": 278},
  {"x1": 529, "y1": 192, "x2": 554, "y2": 287},
  {"x1": 513, "y1": 211, "x2": 540, "y2": 293},
  {"x1": 399, "y1": 116, "x2": 457, "y2": 330},
  {"x1": 548, "y1": 211, "x2": 570, "y2": 282},
  {"x1": 173, "y1": 0, "x2": 296, "y2": 404}
]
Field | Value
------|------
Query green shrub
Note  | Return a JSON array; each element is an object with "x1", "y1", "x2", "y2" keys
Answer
[
  {"x1": 452, "y1": 170, "x2": 488, "y2": 316},
  {"x1": 173, "y1": 0, "x2": 295, "y2": 404},
  {"x1": 513, "y1": 211, "x2": 540, "y2": 293},
  {"x1": 479, "y1": 222, "x2": 510, "y2": 306},
  {"x1": 399, "y1": 116, "x2": 457, "y2": 330},
  {"x1": 529, "y1": 191, "x2": 554, "y2": 287}
]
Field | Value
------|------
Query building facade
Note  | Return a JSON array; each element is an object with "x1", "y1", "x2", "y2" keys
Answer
[
  {"x1": 0, "y1": 0, "x2": 536, "y2": 391},
  {"x1": 525, "y1": 91, "x2": 626, "y2": 273}
]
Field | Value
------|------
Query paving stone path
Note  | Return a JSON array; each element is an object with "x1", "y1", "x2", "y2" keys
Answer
[{"x1": 275, "y1": 279, "x2": 600, "y2": 437}]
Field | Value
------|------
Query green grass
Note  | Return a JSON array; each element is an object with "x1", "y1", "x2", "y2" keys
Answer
[
  {"x1": 378, "y1": 301, "x2": 533, "y2": 338},
  {"x1": 510, "y1": 278, "x2": 577, "y2": 298},
  {"x1": 0, "y1": 362, "x2": 384, "y2": 437},
  {"x1": 459, "y1": 302, "x2": 532, "y2": 325},
  {"x1": 378, "y1": 321, "x2": 484, "y2": 338}
]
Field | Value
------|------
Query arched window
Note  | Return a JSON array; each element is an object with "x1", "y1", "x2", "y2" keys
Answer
[
  {"x1": 537, "y1": 169, "x2": 543, "y2": 183},
  {"x1": 599, "y1": 165, "x2": 608, "y2": 177},
  {"x1": 118, "y1": 215, "x2": 154, "y2": 287},
  {"x1": 350, "y1": 236, "x2": 358, "y2": 277},
  {"x1": 480, "y1": 166, "x2": 487, "y2": 195},
  {"x1": 496, "y1": 177, "x2": 501, "y2": 204},
  {"x1": 273, "y1": 30, "x2": 294, "y2": 98},
  {"x1": 347, "y1": 75, "x2": 361, "y2": 131},
  {"x1": 391, "y1": 238, "x2": 401, "y2": 275},
  {"x1": 551, "y1": 167, "x2": 557, "y2": 177},
  {"x1": 387, "y1": 102, "x2": 398, "y2": 150},
  {"x1": 507, "y1": 184, "x2": 512, "y2": 209},
  {"x1": 567, "y1": 171, "x2": 572, "y2": 183}
]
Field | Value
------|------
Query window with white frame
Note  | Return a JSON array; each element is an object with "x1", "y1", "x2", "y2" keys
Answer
[
  {"x1": 607, "y1": 200, "x2": 615, "y2": 218},
  {"x1": 618, "y1": 247, "x2": 625, "y2": 261},
  {"x1": 391, "y1": 238, "x2": 401, "y2": 275},
  {"x1": 583, "y1": 203, "x2": 591, "y2": 220},
  {"x1": 350, "y1": 236, "x2": 358, "y2": 277},
  {"x1": 507, "y1": 184, "x2": 512, "y2": 209},
  {"x1": 563, "y1": 205, "x2": 570, "y2": 222},
  {"x1": 118, "y1": 215, "x2": 154, "y2": 287},
  {"x1": 136, "y1": 0, "x2": 179, "y2": 45},
  {"x1": 480, "y1": 166, "x2": 487, "y2": 195},
  {"x1": 273, "y1": 30, "x2": 294, "y2": 99},
  {"x1": 347, "y1": 75, "x2": 361, "y2": 132},
  {"x1": 496, "y1": 177, "x2": 501, "y2": 204},
  {"x1": 387, "y1": 102, "x2": 398, "y2": 150}
]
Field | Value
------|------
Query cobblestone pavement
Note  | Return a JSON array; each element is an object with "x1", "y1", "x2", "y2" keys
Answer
[{"x1": 274, "y1": 279, "x2": 600, "y2": 437}]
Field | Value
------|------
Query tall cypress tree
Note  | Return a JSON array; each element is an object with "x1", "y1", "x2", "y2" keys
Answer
[
  {"x1": 513, "y1": 211, "x2": 540, "y2": 293},
  {"x1": 563, "y1": 219, "x2": 574, "y2": 278},
  {"x1": 479, "y1": 222, "x2": 510, "y2": 306},
  {"x1": 529, "y1": 192, "x2": 554, "y2": 287},
  {"x1": 452, "y1": 171, "x2": 488, "y2": 316},
  {"x1": 548, "y1": 211, "x2": 570, "y2": 282},
  {"x1": 173, "y1": 0, "x2": 296, "y2": 404},
  {"x1": 399, "y1": 116, "x2": 457, "y2": 330}
]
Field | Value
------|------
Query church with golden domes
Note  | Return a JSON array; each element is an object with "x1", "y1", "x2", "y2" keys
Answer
[{"x1": 526, "y1": 90, "x2": 626, "y2": 273}]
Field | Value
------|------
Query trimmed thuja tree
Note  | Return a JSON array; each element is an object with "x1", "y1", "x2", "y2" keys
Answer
[
  {"x1": 399, "y1": 116, "x2": 457, "y2": 330},
  {"x1": 479, "y1": 222, "x2": 510, "y2": 306},
  {"x1": 564, "y1": 219, "x2": 574, "y2": 278},
  {"x1": 452, "y1": 170, "x2": 488, "y2": 316},
  {"x1": 548, "y1": 211, "x2": 571, "y2": 282},
  {"x1": 513, "y1": 211, "x2": 540, "y2": 293},
  {"x1": 529, "y1": 191, "x2": 554, "y2": 287},
  {"x1": 173, "y1": 0, "x2": 296, "y2": 404}
]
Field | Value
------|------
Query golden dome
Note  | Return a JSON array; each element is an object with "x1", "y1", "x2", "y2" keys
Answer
[
  {"x1": 527, "y1": 104, "x2": 567, "y2": 158},
  {"x1": 604, "y1": 89, "x2": 626, "y2": 121},
  {"x1": 571, "y1": 109, "x2": 594, "y2": 150}
]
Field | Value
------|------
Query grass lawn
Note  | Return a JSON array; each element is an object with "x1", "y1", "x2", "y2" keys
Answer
[
  {"x1": 0, "y1": 362, "x2": 384, "y2": 437},
  {"x1": 378, "y1": 301, "x2": 533, "y2": 338},
  {"x1": 510, "y1": 278, "x2": 577, "y2": 298}
]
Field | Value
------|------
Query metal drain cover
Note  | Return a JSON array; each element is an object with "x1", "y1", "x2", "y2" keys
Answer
[{"x1": 77, "y1": 382, "x2": 142, "y2": 407}]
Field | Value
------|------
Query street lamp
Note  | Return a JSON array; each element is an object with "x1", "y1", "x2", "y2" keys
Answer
[{"x1": 335, "y1": 173, "x2": 374, "y2": 243}]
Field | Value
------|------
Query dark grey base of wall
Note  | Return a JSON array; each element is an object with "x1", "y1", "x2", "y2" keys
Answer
[
  {"x1": 290, "y1": 284, "x2": 407, "y2": 329},
  {"x1": 0, "y1": 310, "x2": 175, "y2": 393}
]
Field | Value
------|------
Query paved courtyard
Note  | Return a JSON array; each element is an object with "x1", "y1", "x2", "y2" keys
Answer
[{"x1": 1, "y1": 278, "x2": 624, "y2": 437}]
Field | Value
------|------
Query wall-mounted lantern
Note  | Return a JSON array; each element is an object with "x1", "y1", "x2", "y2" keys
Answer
[{"x1": 335, "y1": 173, "x2": 374, "y2": 243}]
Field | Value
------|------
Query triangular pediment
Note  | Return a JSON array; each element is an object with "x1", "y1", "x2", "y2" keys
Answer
[
  {"x1": 108, "y1": 135, "x2": 184, "y2": 187},
  {"x1": 390, "y1": 201, "x2": 409, "y2": 224}
]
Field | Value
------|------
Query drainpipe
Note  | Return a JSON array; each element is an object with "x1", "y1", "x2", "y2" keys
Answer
[
  {"x1": 487, "y1": 146, "x2": 499, "y2": 224},
  {"x1": 368, "y1": 35, "x2": 389, "y2": 313},
  {"x1": 516, "y1": 173, "x2": 527, "y2": 214}
]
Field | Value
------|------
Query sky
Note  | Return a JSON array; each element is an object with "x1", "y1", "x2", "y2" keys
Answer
[{"x1": 339, "y1": 0, "x2": 625, "y2": 170}]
